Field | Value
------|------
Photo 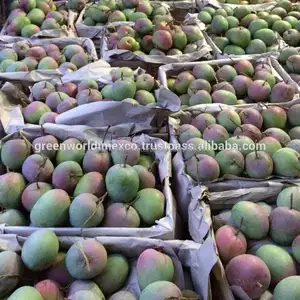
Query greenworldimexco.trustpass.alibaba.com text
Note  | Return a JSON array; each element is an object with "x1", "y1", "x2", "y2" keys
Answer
[{"x1": 33, "y1": 140, "x2": 266, "y2": 153}]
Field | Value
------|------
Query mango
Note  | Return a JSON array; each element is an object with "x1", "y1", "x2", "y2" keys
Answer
[
  {"x1": 7, "y1": 286, "x2": 43, "y2": 300},
  {"x1": 132, "y1": 165, "x2": 156, "y2": 190},
  {"x1": 69, "y1": 193, "x2": 104, "y2": 228},
  {"x1": 215, "y1": 225, "x2": 247, "y2": 264},
  {"x1": 67, "y1": 291, "x2": 102, "y2": 300},
  {"x1": 111, "y1": 140, "x2": 140, "y2": 166},
  {"x1": 231, "y1": 201, "x2": 269, "y2": 239},
  {"x1": 68, "y1": 280, "x2": 105, "y2": 298},
  {"x1": 34, "y1": 280, "x2": 64, "y2": 300},
  {"x1": 52, "y1": 161, "x2": 83, "y2": 195},
  {"x1": 56, "y1": 138, "x2": 85, "y2": 165},
  {"x1": 0, "y1": 209, "x2": 27, "y2": 226},
  {"x1": 273, "y1": 276, "x2": 300, "y2": 300},
  {"x1": 103, "y1": 203, "x2": 140, "y2": 227},
  {"x1": 95, "y1": 254, "x2": 129, "y2": 295},
  {"x1": 44, "y1": 252, "x2": 73, "y2": 288},
  {"x1": 139, "y1": 281, "x2": 182, "y2": 300},
  {"x1": 30, "y1": 189, "x2": 71, "y2": 227},
  {"x1": 21, "y1": 229, "x2": 59, "y2": 271},
  {"x1": 269, "y1": 206, "x2": 300, "y2": 246},
  {"x1": 0, "y1": 251, "x2": 22, "y2": 297},
  {"x1": 277, "y1": 187, "x2": 300, "y2": 211},
  {"x1": 256, "y1": 244, "x2": 297, "y2": 286},
  {"x1": 105, "y1": 164, "x2": 139, "y2": 203},
  {"x1": 226, "y1": 254, "x2": 271, "y2": 299},
  {"x1": 21, "y1": 182, "x2": 52, "y2": 212},
  {"x1": 73, "y1": 172, "x2": 106, "y2": 198},
  {"x1": 0, "y1": 172, "x2": 26, "y2": 208},
  {"x1": 1, "y1": 139, "x2": 31, "y2": 171},
  {"x1": 137, "y1": 249, "x2": 174, "y2": 290},
  {"x1": 108, "y1": 291, "x2": 137, "y2": 300},
  {"x1": 133, "y1": 188, "x2": 165, "y2": 225},
  {"x1": 22, "y1": 154, "x2": 54, "y2": 183},
  {"x1": 65, "y1": 240, "x2": 107, "y2": 279}
]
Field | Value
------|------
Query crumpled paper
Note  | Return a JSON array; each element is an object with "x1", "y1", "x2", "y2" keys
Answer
[
  {"x1": 158, "y1": 55, "x2": 300, "y2": 107},
  {"x1": 0, "y1": 123, "x2": 176, "y2": 240},
  {"x1": 101, "y1": 18, "x2": 213, "y2": 64},
  {"x1": 0, "y1": 234, "x2": 218, "y2": 300},
  {"x1": 0, "y1": 36, "x2": 98, "y2": 81},
  {"x1": 0, "y1": 1, "x2": 77, "y2": 38}
]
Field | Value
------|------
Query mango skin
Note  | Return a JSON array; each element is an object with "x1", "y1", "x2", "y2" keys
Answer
[
  {"x1": 73, "y1": 172, "x2": 106, "y2": 198},
  {"x1": 231, "y1": 201, "x2": 269, "y2": 239},
  {"x1": 105, "y1": 164, "x2": 139, "y2": 203},
  {"x1": 133, "y1": 188, "x2": 165, "y2": 225},
  {"x1": 66, "y1": 290, "x2": 101, "y2": 300},
  {"x1": 21, "y1": 229, "x2": 59, "y2": 271},
  {"x1": 108, "y1": 291, "x2": 137, "y2": 300},
  {"x1": 256, "y1": 244, "x2": 297, "y2": 286},
  {"x1": 68, "y1": 280, "x2": 105, "y2": 298},
  {"x1": 0, "y1": 172, "x2": 26, "y2": 209},
  {"x1": 139, "y1": 281, "x2": 182, "y2": 300},
  {"x1": 30, "y1": 189, "x2": 71, "y2": 227},
  {"x1": 34, "y1": 279, "x2": 64, "y2": 300},
  {"x1": 137, "y1": 249, "x2": 175, "y2": 290},
  {"x1": 273, "y1": 276, "x2": 300, "y2": 300},
  {"x1": 65, "y1": 240, "x2": 107, "y2": 280},
  {"x1": 7, "y1": 286, "x2": 43, "y2": 300},
  {"x1": 44, "y1": 252, "x2": 73, "y2": 288},
  {"x1": 95, "y1": 254, "x2": 129, "y2": 295}
]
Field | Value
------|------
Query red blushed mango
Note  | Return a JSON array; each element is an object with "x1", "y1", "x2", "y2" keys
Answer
[
  {"x1": 21, "y1": 182, "x2": 53, "y2": 212},
  {"x1": 32, "y1": 135, "x2": 59, "y2": 160},
  {"x1": 82, "y1": 150, "x2": 111, "y2": 175},
  {"x1": 23, "y1": 101, "x2": 51, "y2": 124},
  {"x1": 152, "y1": 30, "x2": 173, "y2": 51},
  {"x1": 57, "y1": 98, "x2": 78, "y2": 114},
  {"x1": 1, "y1": 138, "x2": 31, "y2": 171},
  {"x1": 56, "y1": 82, "x2": 78, "y2": 98},
  {"x1": 103, "y1": 203, "x2": 140, "y2": 227},
  {"x1": 22, "y1": 154, "x2": 54, "y2": 183},
  {"x1": 39, "y1": 112, "x2": 59, "y2": 125},
  {"x1": 215, "y1": 225, "x2": 247, "y2": 264},
  {"x1": 26, "y1": 46, "x2": 47, "y2": 61},
  {"x1": 52, "y1": 161, "x2": 83, "y2": 195},
  {"x1": 137, "y1": 249, "x2": 175, "y2": 290},
  {"x1": 225, "y1": 254, "x2": 271, "y2": 299},
  {"x1": 31, "y1": 81, "x2": 56, "y2": 101},
  {"x1": 73, "y1": 172, "x2": 106, "y2": 197},
  {"x1": 34, "y1": 280, "x2": 64, "y2": 300}
]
